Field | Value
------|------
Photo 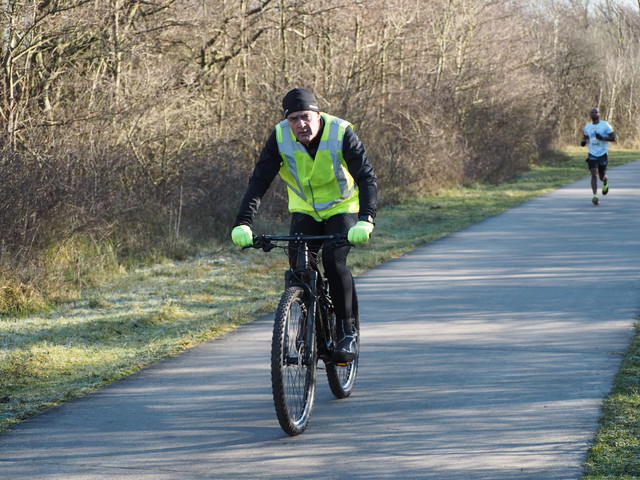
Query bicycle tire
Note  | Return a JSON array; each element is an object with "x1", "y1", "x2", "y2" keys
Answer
[
  {"x1": 326, "y1": 280, "x2": 360, "y2": 399},
  {"x1": 271, "y1": 286, "x2": 317, "y2": 436}
]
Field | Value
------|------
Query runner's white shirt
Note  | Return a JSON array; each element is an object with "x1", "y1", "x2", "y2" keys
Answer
[{"x1": 584, "y1": 121, "x2": 614, "y2": 157}]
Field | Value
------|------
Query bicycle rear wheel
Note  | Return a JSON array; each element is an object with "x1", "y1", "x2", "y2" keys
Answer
[
  {"x1": 271, "y1": 286, "x2": 317, "y2": 436},
  {"x1": 326, "y1": 281, "x2": 360, "y2": 399}
]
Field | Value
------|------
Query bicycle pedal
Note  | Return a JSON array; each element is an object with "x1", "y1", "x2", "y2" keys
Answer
[{"x1": 335, "y1": 362, "x2": 348, "y2": 366}]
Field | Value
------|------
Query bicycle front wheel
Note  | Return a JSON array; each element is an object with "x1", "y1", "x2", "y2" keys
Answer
[{"x1": 271, "y1": 286, "x2": 317, "y2": 436}]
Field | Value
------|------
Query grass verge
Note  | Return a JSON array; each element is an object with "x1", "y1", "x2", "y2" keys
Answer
[
  {"x1": 582, "y1": 320, "x2": 640, "y2": 479},
  {"x1": 1, "y1": 149, "x2": 640, "y2": 479}
]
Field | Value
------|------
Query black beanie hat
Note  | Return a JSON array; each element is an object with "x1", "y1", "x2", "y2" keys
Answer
[{"x1": 282, "y1": 88, "x2": 320, "y2": 117}]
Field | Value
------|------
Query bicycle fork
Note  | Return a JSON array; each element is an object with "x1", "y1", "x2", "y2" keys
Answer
[
  {"x1": 302, "y1": 269, "x2": 318, "y2": 367},
  {"x1": 281, "y1": 270, "x2": 318, "y2": 367}
]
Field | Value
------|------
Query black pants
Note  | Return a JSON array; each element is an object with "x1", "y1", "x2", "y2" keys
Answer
[{"x1": 289, "y1": 212, "x2": 357, "y2": 323}]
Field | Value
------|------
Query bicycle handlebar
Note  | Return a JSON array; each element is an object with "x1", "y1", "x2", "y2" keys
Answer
[
  {"x1": 256, "y1": 233, "x2": 346, "y2": 242},
  {"x1": 244, "y1": 233, "x2": 351, "y2": 252}
]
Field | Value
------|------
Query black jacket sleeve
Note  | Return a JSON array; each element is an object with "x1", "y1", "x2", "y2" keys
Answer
[
  {"x1": 233, "y1": 131, "x2": 281, "y2": 227},
  {"x1": 342, "y1": 127, "x2": 378, "y2": 220}
]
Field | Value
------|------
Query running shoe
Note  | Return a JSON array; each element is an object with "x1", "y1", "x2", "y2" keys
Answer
[
  {"x1": 592, "y1": 194, "x2": 599, "y2": 205},
  {"x1": 602, "y1": 183, "x2": 609, "y2": 195}
]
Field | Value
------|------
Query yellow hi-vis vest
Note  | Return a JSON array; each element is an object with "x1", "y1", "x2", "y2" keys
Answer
[{"x1": 275, "y1": 113, "x2": 359, "y2": 221}]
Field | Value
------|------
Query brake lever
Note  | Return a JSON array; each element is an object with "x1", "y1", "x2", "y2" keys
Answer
[
  {"x1": 326, "y1": 238, "x2": 354, "y2": 249},
  {"x1": 261, "y1": 242, "x2": 276, "y2": 252},
  {"x1": 241, "y1": 237, "x2": 277, "y2": 252}
]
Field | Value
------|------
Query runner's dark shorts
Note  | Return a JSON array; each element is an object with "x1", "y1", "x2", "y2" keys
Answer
[{"x1": 587, "y1": 153, "x2": 608, "y2": 176}]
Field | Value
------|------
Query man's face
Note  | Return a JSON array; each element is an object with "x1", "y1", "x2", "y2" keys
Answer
[
  {"x1": 287, "y1": 110, "x2": 322, "y2": 145},
  {"x1": 590, "y1": 108, "x2": 600, "y2": 122}
]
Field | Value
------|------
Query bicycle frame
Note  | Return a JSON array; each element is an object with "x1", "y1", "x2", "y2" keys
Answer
[{"x1": 255, "y1": 233, "x2": 344, "y2": 365}]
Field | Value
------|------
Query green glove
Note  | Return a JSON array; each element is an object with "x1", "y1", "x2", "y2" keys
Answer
[
  {"x1": 347, "y1": 221, "x2": 374, "y2": 244},
  {"x1": 231, "y1": 225, "x2": 253, "y2": 247}
]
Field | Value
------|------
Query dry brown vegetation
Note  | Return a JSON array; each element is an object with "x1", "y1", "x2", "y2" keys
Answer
[{"x1": 1, "y1": 0, "x2": 639, "y2": 311}]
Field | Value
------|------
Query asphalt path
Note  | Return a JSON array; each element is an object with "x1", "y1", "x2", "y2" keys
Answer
[{"x1": 2, "y1": 161, "x2": 640, "y2": 479}]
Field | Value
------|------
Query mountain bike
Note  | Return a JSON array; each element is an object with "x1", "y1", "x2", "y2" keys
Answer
[{"x1": 247, "y1": 233, "x2": 360, "y2": 436}]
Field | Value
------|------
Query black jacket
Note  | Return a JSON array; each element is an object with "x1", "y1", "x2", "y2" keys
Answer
[{"x1": 234, "y1": 118, "x2": 377, "y2": 226}]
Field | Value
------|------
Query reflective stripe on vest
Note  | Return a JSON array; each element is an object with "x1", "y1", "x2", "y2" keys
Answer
[{"x1": 276, "y1": 113, "x2": 358, "y2": 218}]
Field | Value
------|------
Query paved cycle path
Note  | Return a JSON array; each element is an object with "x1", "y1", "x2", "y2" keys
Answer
[{"x1": 2, "y1": 161, "x2": 640, "y2": 479}]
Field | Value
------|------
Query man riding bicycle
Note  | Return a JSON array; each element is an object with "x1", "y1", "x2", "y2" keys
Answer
[{"x1": 231, "y1": 88, "x2": 378, "y2": 363}]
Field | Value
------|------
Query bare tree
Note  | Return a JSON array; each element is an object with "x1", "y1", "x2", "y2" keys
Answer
[{"x1": 2, "y1": 0, "x2": 639, "y2": 300}]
